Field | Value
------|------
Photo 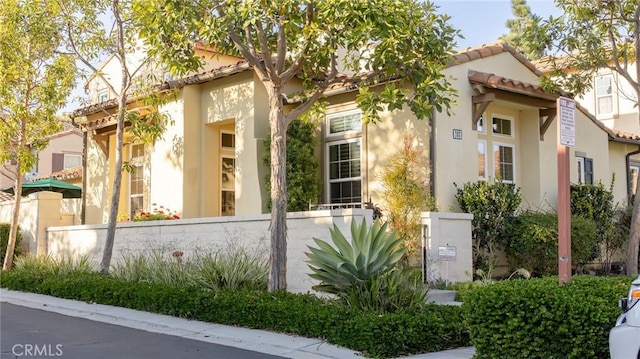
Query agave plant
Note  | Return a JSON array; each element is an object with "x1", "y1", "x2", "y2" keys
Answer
[{"x1": 306, "y1": 217, "x2": 407, "y2": 295}]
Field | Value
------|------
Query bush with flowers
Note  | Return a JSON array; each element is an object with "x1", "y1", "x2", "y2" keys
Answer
[{"x1": 133, "y1": 204, "x2": 180, "y2": 222}]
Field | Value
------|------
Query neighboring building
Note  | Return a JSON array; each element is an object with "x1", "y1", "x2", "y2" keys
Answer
[
  {"x1": 0, "y1": 121, "x2": 83, "y2": 190},
  {"x1": 75, "y1": 40, "x2": 640, "y2": 225}
]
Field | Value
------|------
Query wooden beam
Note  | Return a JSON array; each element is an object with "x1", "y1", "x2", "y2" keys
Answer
[
  {"x1": 472, "y1": 93, "x2": 495, "y2": 130},
  {"x1": 539, "y1": 108, "x2": 557, "y2": 141}
]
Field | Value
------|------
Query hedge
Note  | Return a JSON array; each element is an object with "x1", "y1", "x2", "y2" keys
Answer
[
  {"x1": 463, "y1": 276, "x2": 631, "y2": 359},
  {"x1": 0, "y1": 222, "x2": 22, "y2": 265},
  {"x1": 0, "y1": 270, "x2": 469, "y2": 358}
]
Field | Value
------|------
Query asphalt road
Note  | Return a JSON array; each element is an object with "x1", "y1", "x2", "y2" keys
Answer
[{"x1": 1, "y1": 303, "x2": 285, "y2": 359}]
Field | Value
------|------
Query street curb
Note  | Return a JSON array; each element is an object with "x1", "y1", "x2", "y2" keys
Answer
[{"x1": 0, "y1": 289, "x2": 360, "y2": 359}]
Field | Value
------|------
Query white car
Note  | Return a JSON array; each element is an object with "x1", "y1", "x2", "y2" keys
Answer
[{"x1": 610, "y1": 275, "x2": 640, "y2": 359}]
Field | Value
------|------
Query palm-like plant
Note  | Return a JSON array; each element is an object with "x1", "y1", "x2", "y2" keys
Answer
[{"x1": 306, "y1": 218, "x2": 407, "y2": 295}]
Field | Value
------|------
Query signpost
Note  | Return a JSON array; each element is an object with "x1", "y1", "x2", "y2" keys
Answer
[
  {"x1": 557, "y1": 97, "x2": 575, "y2": 284},
  {"x1": 438, "y1": 246, "x2": 456, "y2": 287}
]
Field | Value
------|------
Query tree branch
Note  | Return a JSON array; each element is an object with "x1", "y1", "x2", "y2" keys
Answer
[{"x1": 255, "y1": 21, "x2": 277, "y2": 81}]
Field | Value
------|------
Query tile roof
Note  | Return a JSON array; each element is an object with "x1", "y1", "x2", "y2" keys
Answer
[
  {"x1": 452, "y1": 40, "x2": 542, "y2": 76},
  {"x1": 0, "y1": 191, "x2": 13, "y2": 202},
  {"x1": 467, "y1": 70, "x2": 563, "y2": 101},
  {"x1": 35, "y1": 166, "x2": 83, "y2": 181},
  {"x1": 612, "y1": 129, "x2": 640, "y2": 142}
]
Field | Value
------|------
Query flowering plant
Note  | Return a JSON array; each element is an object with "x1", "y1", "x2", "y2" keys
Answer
[{"x1": 133, "y1": 204, "x2": 180, "y2": 222}]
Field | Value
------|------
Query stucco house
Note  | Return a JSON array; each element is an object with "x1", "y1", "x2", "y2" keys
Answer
[{"x1": 74, "y1": 40, "x2": 640, "y2": 225}]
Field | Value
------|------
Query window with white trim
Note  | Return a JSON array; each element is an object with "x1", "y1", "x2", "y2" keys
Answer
[
  {"x1": 325, "y1": 110, "x2": 362, "y2": 204},
  {"x1": 576, "y1": 156, "x2": 593, "y2": 185},
  {"x1": 493, "y1": 143, "x2": 515, "y2": 183},
  {"x1": 220, "y1": 131, "x2": 235, "y2": 216},
  {"x1": 98, "y1": 89, "x2": 109, "y2": 103},
  {"x1": 63, "y1": 154, "x2": 82, "y2": 169},
  {"x1": 492, "y1": 116, "x2": 513, "y2": 136},
  {"x1": 476, "y1": 115, "x2": 485, "y2": 133},
  {"x1": 477, "y1": 140, "x2": 487, "y2": 180},
  {"x1": 630, "y1": 164, "x2": 640, "y2": 195},
  {"x1": 595, "y1": 74, "x2": 613, "y2": 115},
  {"x1": 130, "y1": 144, "x2": 144, "y2": 218}
]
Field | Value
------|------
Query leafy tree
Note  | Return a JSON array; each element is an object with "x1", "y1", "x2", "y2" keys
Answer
[
  {"x1": 379, "y1": 132, "x2": 436, "y2": 259},
  {"x1": 501, "y1": 0, "x2": 549, "y2": 60},
  {"x1": 0, "y1": 0, "x2": 76, "y2": 270},
  {"x1": 263, "y1": 119, "x2": 320, "y2": 212},
  {"x1": 59, "y1": 0, "x2": 171, "y2": 273},
  {"x1": 134, "y1": 0, "x2": 459, "y2": 290},
  {"x1": 536, "y1": 1, "x2": 640, "y2": 276}
]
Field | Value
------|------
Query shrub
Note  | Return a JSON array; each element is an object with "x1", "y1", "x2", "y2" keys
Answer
[
  {"x1": 378, "y1": 132, "x2": 437, "y2": 258},
  {"x1": 454, "y1": 180, "x2": 521, "y2": 271},
  {"x1": 0, "y1": 222, "x2": 23, "y2": 265},
  {"x1": 306, "y1": 218, "x2": 427, "y2": 313},
  {"x1": 0, "y1": 270, "x2": 469, "y2": 358},
  {"x1": 14, "y1": 254, "x2": 92, "y2": 275},
  {"x1": 463, "y1": 276, "x2": 631, "y2": 359},
  {"x1": 503, "y1": 212, "x2": 597, "y2": 275}
]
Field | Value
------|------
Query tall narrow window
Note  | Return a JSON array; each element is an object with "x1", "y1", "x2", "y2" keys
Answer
[
  {"x1": 630, "y1": 165, "x2": 640, "y2": 195},
  {"x1": 220, "y1": 131, "x2": 235, "y2": 216},
  {"x1": 478, "y1": 140, "x2": 487, "y2": 180},
  {"x1": 326, "y1": 110, "x2": 362, "y2": 204},
  {"x1": 130, "y1": 144, "x2": 144, "y2": 218},
  {"x1": 577, "y1": 156, "x2": 593, "y2": 185},
  {"x1": 493, "y1": 143, "x2": 515, "y2": 183},
  {"x1": 595, "y1": 74, "x2": 613, "y2": 115}
]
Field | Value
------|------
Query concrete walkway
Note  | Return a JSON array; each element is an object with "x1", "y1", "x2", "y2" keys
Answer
[{"x1": 0, "y1": 289, "x2": 474, "y2": 359}]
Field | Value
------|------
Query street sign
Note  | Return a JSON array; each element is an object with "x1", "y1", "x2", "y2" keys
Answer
[
  {"x1": 438, "y1": 246, "x2": 457, "y2": 261},
  {"x1": 558, "y1": 97, "x2": 576, "y2": 147}
]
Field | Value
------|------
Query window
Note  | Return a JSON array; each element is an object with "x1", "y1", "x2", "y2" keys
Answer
[
  {"x1": 130, "y1": 144, "x2": 144, "y2": 218},
  {"x1": 325, "y1": 110, "x2": 363, "y2": 204},
  {"x1": 98, "y1": 89, "x2": 109, "y2": 103},
  {"x1": 576, "y1": 156, "x2": 593, "y2": 185},
  {"x1": 492, "y1": 116, "x2": 513, "y2": 136},
  {"x1": 220, "y1": 132, "x2": 235, "y2": 216},
  {"x1": 493, "y1": 144, "x2": 515, "y2": 183},
  {"x1": 477, "y1": 140, "x2": 487, "y2": 179},
  {"x1": 476, "y1": 115, "x2": 485, "y2": 133},
  {"x1": 63, "y1": 154, "x2": 82, "y2": 169},
  {"x1": 595, "y1": 74, "x2": 613, "y2": 115},
  {"x1": 631, "y1": 165, "x2": 640, "y2": 195}
]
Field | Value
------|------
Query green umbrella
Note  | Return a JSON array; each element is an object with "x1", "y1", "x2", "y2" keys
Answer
[{"x1": 1, "y1": 178, "x2": 82, "y2": 199}]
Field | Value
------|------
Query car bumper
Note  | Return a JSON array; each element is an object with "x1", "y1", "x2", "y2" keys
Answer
[{"x1": 610, "y1": 322, "x2": 640, "y2": 359}]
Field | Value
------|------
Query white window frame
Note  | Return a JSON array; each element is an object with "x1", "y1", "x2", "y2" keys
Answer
[
  {"x1": 63, "y1": 153, "x2": 82, "y2": 169},
  {"x1": 630, "y1": 164, "x2": 640, "y2": 195},
  {"x1": 98, "y1": 89, "x2": 109, "y2": 103},
  {"x1": 129, "y1": 144, "x2": 145, "y2": 218},
  {"x1": 577, "y1": 157, "x2": 586, "y2": 185},
  {"x1": 595, "y1": 74, "x2": 614, "y2": 116},
  {"x1": 325, "y1": 109, "x2": 362, "y2": 139},
  {"x1": 325, "y1": 138, "x2": 362, "y2": 204},
  {"x1": 476, "y1": 114, "x2": 486, "y2": 133},
  {"x1": 493, "y1": 142, "x2": 516, "y2": 183},
  {"x1": 478, "y1": 140, "x2": 487, "y2": 180},
  {"x1": 491, "y1": 114, "x2": 514, "y2": 138}
]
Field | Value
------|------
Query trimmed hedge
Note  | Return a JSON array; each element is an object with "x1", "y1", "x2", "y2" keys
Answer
[
  {"x1": 0, "y1": 270, "x2": 469, "y2": 358},
  {"x1": 463, "y1": 276, "x2": 631, "y2": 359}
]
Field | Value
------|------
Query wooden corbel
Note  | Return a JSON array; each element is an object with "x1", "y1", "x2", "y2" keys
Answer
[
  {"x1": 539, "y1": 108, "x2": 557, "y2": 141},
  {"x1": 472, "y1": 93, "x2": 495, "y2": 130}
]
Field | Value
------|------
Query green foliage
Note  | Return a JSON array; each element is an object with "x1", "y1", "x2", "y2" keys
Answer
[
  {"x1": 0, "y1": 270, "x2": 469, "y2": 358},
  {"x1": 111, "y1": 246, "x2": 268, "y2": 290},
  {"x1": 454, "y1": 180, "x2": 522, "y2": 271},
  {"x1": 571, "y1": 181, "x2": 623, "y2": 273},
  {"x1": 0, "y1": 223, "x2": 22, "y2": 266},
  {"x1": 503, "y1": 212, "x2": 598, "y2": 275},
  {"x1": 501, "y1": 0, "x2": 549, "y2": 59},
  {"x1": 306, "y1": 218, "x2": 427, "y2": 312},
  {"x1": 263, "y1": 119, "x2": 319, "y2": 211},
  {"x1": 463, "y1": 276, "x2": 631, "y2": 359},
  {"x1": 14, "y1": 254, "x2": 93, "y2": 275},
  {"x1": 379, "y1": 132, "x2": 436, "y2": 257}
]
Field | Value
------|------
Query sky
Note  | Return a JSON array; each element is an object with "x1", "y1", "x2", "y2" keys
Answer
[{"x1": 433, "y1": 0, "x2": 561, "y2": 49}]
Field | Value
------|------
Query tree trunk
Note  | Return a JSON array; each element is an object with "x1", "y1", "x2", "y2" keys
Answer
[
  {"x1": 99, "y1": 97, "x2": 126, "y2": 274},
  {"x1": 267, "y1": 86, "x2": 288, "y2": 291},
  {"x1": 3, "y1": 161, "x2": 23, "y2": 270},
  {"x1": 626, "y1": 175, "x2": 640, "y2": 277}
]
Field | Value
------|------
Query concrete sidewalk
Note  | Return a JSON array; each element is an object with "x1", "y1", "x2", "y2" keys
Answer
[{"x1": 0, "y1": 289, "x2": 474, "y2": 359}]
